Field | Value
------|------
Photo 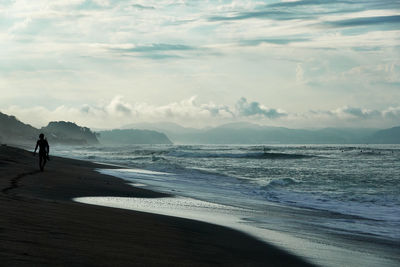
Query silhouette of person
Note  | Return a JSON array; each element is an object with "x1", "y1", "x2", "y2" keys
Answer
[{"x1": 34, "y1": 133, "x2": 50, "y2": 171}]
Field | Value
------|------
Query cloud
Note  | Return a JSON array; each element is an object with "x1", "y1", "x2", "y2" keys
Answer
[
  {"x1": 108, "y1": 43, "x2": 196, "y2": 59},
  {"x1": 203, "y1": 0, "x2": 400, "y2": 53},
  {"x1": 208, "y1": 10, "x2": 301, "y2": 22},
  {"x1": 132, "y1": 4, "x2": 155, "y2": 10},
  {"x1": 207, "y1": 0, "x2": 358, "y2": 22},
  {"x1": 324, "y1": 15, "x2": 400, "y2": 28},
  {"x1": 1, "y1": 0, "x2": 399, "y2": 129},
  {"x1": 235, "y1": 97, "x2": 287, "y2": 119},
  {"x1": 207, "y1": 0, "x2": 400, "y2": 36},
  {"x1": 77, "y1": 0, "x2": 110, "y2": 10},
  {"x1": 268, "y1": 0, "x2": 333, "y2": 8},
  {"x1": 112, "y1": 43, "x2": 194, "y2": 53},
  {"x1": 383, "y1": 106, "x2": 400, "y2": 120},
  {"x1": 333, "y1": 106, "x2": 381, "y2": 119},
  {"x1": 8, "y1": 17, "x2": 32, "y2": 33},
  {"x1": 106, "y1": 95, "x2": 132, "y2": 115},
  {"x1": 339, "y1": 62, "x2": 400, "y2": 84},
  {"x1": 1, "y1": 96, "x2": 287, "y2": 128},
  {"x1": 289, "y1": 105, "x2": 400, "y2": 128},
  {"x1": 240, "y1": 37, "x2": 310, "y2": 46},
  {"x1": 296, "y1": 63, "x2": 304, "y2": 82},
  {"x1": 138, "y1": 96, "x2": 235, "y2": 121},
  {"x1": 3, "y1": 97, "x2": 400, "y2": 129},
  {"x1": 266, "y1": 0, "x2": 400, "y2": 11}
]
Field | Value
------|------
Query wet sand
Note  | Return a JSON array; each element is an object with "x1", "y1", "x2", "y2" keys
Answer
[{"x1": 0, "y1": 145, "x2": 313, "y2": 266}]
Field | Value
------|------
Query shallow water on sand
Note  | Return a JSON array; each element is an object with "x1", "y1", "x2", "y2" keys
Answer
[
  {"x1": 54, "y1": 144, "x2": 400, "y2": 266},
  {"x1": 74, "y1": 195, "x2": 399, "y2": 267}
]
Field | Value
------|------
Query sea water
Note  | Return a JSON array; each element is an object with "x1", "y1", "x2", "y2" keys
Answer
[{"x1": 53, "y1": 144, "x2": 400, "y2": 266}]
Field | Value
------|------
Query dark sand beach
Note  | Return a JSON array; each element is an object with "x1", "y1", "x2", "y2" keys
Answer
[{"x1": 0, "y1": 145, "x2": 313, "y2": 266}]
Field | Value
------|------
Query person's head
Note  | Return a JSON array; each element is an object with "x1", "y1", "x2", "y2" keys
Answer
[{"x1": 39, "y1": 133, "x2": 44, "y2": 140}]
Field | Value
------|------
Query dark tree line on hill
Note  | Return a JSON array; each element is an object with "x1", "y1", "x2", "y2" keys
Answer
[
  {"x1": 0, "y1": 112, "x2": 98, "y2": 146},
  {"x1": 0, "y1": 112, "x2": 172, "y2": 146}
]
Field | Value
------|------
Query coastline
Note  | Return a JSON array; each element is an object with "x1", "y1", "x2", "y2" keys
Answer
[
  {"x1": 51, "y1": 145, "x2": 400, "y2": 267},
  {"x1": 0, "y1": 145, "x2": 313, "y2": 266},
  {"x1": 77, "y1": 170, "x2": 400, "y2": 267}
]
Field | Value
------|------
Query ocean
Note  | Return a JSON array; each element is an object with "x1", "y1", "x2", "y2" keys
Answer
[{"x1": 53, "y1": 144, "x2": 400, "y2": 266}]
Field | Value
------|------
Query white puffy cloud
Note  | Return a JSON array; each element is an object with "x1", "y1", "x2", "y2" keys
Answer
[
  {"x1": 383, "y1": 106, "x2": 400, "y2": 120},
  {"x1": 3, "y1": 96, "x2": 399, "y2": 130},
  {"x1": 332, "y1": 106, "x2": 381, "y2": 119},
  {"x1": 106, "y1": 95, "x2": 132, "y2": 116},
  {"x1": 235, "y1": 97, "x2": 287, "y2": 119},
  {"x1": 0, "y1": 96, "x2": 285, "y2": 129},
  {"x1": 293, "y1": 105, "x2": 400, "y2": 128}
]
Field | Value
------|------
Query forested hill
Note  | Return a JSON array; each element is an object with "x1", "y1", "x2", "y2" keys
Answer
[
  {"x1": 0, "y1": 112, "x2": 39, "y2": 144},
  {"x1": 0, "y1": 112, "x2": 172, "y2": 146},
  {"x1": 41, "y1": 121, "x2": 99, "y2": 145},
  {"x1": 0, "y1": 112, "x2": 99, "y2": 145},
  {"x1": 98, "y1": 129, "x2": 173, "y2": 145}
]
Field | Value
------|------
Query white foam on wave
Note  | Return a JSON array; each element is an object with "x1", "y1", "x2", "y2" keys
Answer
[
  {"x1": 257, "y1": 186, "x2": 400, "y2": 237},
  {"x1": 129, "y1": 183, "x2": 147, "y2": 187},
  {"x1": 98, "y1": 168, "x2": 175, "y2": 183},
  {"x1": 114, "y1": 168, "x2": 170, "y2": 175}
]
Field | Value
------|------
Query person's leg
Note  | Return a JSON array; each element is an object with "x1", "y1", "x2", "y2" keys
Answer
[
  {"x1": 39, "y1": 156, "x2": 43, "y2": 171},
  {"x1": 39, "y1": 152, "x2": 47, "y2": 171},
  {"x1": 42, "y1": 156, "x2": 47, "y2": 170}
]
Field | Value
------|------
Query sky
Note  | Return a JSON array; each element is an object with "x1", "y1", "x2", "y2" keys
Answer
[{"x1": 1, "y1": 0, "x2": 399, "y2": 129}]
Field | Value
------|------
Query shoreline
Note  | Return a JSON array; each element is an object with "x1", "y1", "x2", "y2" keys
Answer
[
  {"x1": 80, "y1": 169, "x2": 400, "y2": 267},
  {"x1": 0, "y1": 145, "x2": 313, "y2": 266}
]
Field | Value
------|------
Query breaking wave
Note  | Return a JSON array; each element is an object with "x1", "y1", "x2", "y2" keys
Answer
[{"x1": 168, "y1": 151, "x2": 313, "y2": 159}]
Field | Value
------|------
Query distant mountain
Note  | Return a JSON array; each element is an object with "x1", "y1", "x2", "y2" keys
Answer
[
  {"x1": 2, "y1": 111, "x2": 398, "y2": 145},
  {"x1": 215, "y1": 122, "x2": 264, "y2": 130},
  {"x1": 98, "y1": 129, "x2": 173, "y2": 145},
  {"x1": 121, "y1": 122, "x2": 380, "y2": 144},
  {"x1": 122, "y1": 122, "x2": 201, "y2": 134},
  {"x1": 189, "y1": 125, "x2": 377, "y2": 144},
  {"x1": 368, "y1": 126, "x2": 400, "y2": 144},
  {"x1": 0, "y1": 112, "x2": 99, "y2": 146},
  {"x1": 0, "y1": 112, "x2": 39, "y2": 144},
  {"x1": 121, "y1": 122, "x2": 203, "y2": 143},
  {"x1": 41, "y1": 121, "x2": 99, "y2": 145}
]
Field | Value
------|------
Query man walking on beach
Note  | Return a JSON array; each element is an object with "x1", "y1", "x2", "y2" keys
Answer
[{"x1": 34, "y1": 133, "x2": 50, "y2": 171}]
